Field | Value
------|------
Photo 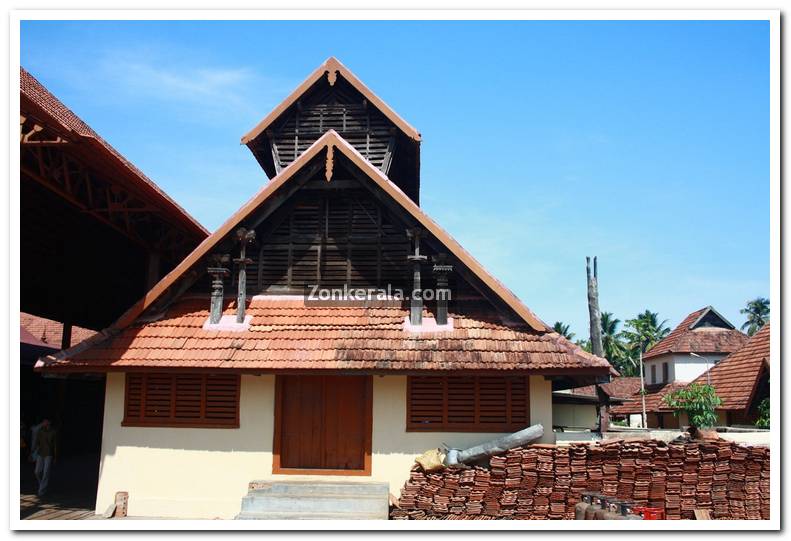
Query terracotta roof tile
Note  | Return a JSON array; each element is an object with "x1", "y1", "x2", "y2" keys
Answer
[
  {"x1": 20, "y1": 312, "x2": 97, "y2": 348},
  {"x1": 600, "y1": 376, "x2": 643, "y2": 399},
  {"x1": 41, "y1": 297, "x2": 612, "y2": 374},
  {"x1": 610, "y1": 381, "x2": 688, "y2": 415},
  {"x1": 20, "y1": 67, "x2": 207, "y2": 238},
  {"x1": 644, "y1": 307, "x2": 748, "y2": 360},
  {"x1": 689, "y1": 323, "x2": 770, "y2": 411}
]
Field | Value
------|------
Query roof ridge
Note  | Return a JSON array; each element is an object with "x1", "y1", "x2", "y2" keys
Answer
[{"x1": 241, "y1": 57, "x2": 421, "y2": 145}]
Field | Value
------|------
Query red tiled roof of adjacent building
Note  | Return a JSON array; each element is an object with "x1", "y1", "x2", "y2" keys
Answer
[
  {"x1": 20, "y1": 327, "x2": 50, "y2": 348},
  {"x1": 609, "y1": 381, "x2": 688, "y2": 416},
  {"x1": 566, "y1": 377, "x2": 648, "y2": 405},
  {"x1": 20, "y1": 312, "x2": 97, "y2": 349},
  {"x1": 643, "y1": 306, "x2": 748, "y2": 360},
  {"x1": 39, "y1": 297, "x2": 613, "y2": 374},
  {"x1": 600, "y1": 376, "x2": 643, "y2": 400},
  {"x1": 20, "y1": 67, "x2": 208, "y2": 239},
  {"x1": 689, "y1": 323, "x2": 770, "y2": 411}
]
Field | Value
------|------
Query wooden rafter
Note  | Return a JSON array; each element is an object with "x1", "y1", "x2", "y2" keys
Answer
[{"x1": 20, "y1": 142, "x2": 193, "y2": 262}]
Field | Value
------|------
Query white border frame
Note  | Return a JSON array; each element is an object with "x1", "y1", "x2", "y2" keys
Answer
[{"x1": 8, "y1": 9, "x2": 780, "y2": 532}]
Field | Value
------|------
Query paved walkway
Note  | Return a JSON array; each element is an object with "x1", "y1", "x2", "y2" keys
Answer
[{"x1": 20, "y1": 453, "x2": 99, "y2": 520}]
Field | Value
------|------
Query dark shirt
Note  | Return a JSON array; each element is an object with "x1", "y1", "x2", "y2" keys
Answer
[{"x1": 36, "y1": 427, "x2": 56, "y2": 458}]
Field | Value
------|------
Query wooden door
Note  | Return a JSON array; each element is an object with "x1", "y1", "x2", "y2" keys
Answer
[{"x1": 274, "y1": 375, "x2": 372, "y2": 475}]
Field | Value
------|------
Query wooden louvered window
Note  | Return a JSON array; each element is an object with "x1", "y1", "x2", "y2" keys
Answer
[
  {"x1": 123, "y1": 373, "x2": 240, "y2": 428},
  {"x1": 406, "y1": 376, "x2": 530, "y2": 432}
]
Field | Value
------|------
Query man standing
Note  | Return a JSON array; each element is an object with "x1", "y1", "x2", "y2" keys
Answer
[{"x1": 33, "y1": 417, "x2": 56, "y2": 497}]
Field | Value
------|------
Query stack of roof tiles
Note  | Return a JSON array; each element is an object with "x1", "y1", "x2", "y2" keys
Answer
[
  {"x1": 390, "y1": 439, "x2": 770, "y2": 520},
  {"x1": 42, "y1": 297, "x2": 611, "y2": 372}
]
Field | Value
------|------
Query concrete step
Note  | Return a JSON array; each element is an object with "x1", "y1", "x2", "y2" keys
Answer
[{"x1": 236, "y1": 480, "x2": 389, "y2": 520}]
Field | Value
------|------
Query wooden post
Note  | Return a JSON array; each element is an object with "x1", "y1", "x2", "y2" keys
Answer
[
  {"x1": 207, "y1": 254, "x2": 230, "y2": 325},
  {"x1": 60, "y1": 320, "x2": 72, "y2": 350},
  {"x1": 586, "y1": 256, "x2": 604, "y2": 357},
  {"x1": 146, "y1": 251, "x2": 161, "y2": 290},
  {"x1": 432, "y1": 254, "x2": 453, "y2": 325},
  {"x1": 234, "y1": 228, "x2": 256, "y2": 323},
  {"x1": 406, "y1": 229, "x2": 427, "y2": 326}
]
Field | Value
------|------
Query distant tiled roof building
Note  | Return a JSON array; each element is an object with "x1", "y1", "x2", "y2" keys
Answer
[
  {"x1": 690, "y1": 323, "x2": 770, "y2": 423},
  {"x1": 644, "y1": 306, "x2": 748, "y2": 360},
  {"x1": 610, "y1": 307, "x2": 750, "y2": 429}
]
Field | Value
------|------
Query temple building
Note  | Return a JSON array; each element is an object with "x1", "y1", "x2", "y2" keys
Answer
[{"x1": 37, "y1": 58, "x2": 614, "y2": 519}]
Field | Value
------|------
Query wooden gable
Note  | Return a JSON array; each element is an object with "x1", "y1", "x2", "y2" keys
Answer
[
  {"x1": 186, "y1": 155, "x2": 472, "y2": 301},
  {"x1": 243, "y1": 58, "x2": 421, "y2": 203}
]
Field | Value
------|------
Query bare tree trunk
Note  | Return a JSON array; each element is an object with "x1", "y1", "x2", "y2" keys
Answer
[{"x1": 587, "y1": 256, "x2": 604, "y2": 358}]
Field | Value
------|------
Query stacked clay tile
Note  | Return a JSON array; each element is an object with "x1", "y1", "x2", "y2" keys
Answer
[{"x1": 390, "y1": 439, "x2": 770, "y2": 520}]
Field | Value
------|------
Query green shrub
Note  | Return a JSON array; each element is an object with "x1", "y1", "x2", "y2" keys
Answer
[
  {"x1": 663, "y1": 384, "x2": 722, "y2": 429},
  {"x1": 755, "y1": 398, "x2": 770, "y2": 429}
]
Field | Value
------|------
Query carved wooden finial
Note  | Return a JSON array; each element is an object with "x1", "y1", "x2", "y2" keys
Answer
[
  {"x1": 325, "y1": 145, "x2": 334, "y2": 182},
  {"x1": 327, "y1": 69, "x2": 338, "y2": 86}
]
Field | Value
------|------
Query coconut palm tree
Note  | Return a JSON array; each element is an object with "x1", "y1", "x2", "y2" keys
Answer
[
  {"x1": 740, "y1": 297, "x2": 769, "y2": 336},
  {"x1": 575, "y1": 338, "x2": 592, "y2": 353},
  {"x1": 621, "y1": 310, "x2": 671, "y2": 355},
  {"x1": 552, "y1": 321, "x2": 575, "y2": 341},
  {"x1": 600, "y1": 312, "x2": 633, "y2": 375}
]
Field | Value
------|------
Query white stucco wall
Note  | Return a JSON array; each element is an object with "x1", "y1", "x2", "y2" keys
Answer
[
  {"x1": 643, "y1": 353, "x2": 727, "y2": 384},
  {"x1": 96, "y1": 373, "x2": 554, "y2": 519}
]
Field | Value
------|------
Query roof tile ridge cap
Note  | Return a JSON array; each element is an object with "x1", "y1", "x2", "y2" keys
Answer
[
  {"x1": 34, "y1": 327, "x2": 120, "y2": 369},
  {"x1": 329, "y1": 132, "x2": 549, "y2": 333}
]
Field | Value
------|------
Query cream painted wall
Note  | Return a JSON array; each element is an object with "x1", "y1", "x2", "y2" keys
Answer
[
  {"x1": 96, "y1": 373, "x2": 554, "y2": 519},
  {"x1": 552, "y1": 403, "x2": 598, "y2": 430}
]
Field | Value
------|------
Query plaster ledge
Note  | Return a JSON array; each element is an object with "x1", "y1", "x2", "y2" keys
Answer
[
  {"x1": 202, "y1": 314, "x2": 252, "y2": 332},
  {"x1": 403, "y1": 316, "x2": 454, "y2": 333}
]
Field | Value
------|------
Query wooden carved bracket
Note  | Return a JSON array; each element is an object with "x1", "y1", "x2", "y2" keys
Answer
[{"x1": 325, "y1": 145, "x2": 334, "y2": 182}]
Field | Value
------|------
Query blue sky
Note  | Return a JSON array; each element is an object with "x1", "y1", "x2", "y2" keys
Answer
[{"x1": 20, "y1": 20, "x2": 769, "y2": 338}]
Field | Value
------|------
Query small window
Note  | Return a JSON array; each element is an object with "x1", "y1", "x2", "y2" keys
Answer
[
  {"x1": 123, "y1": 373, "x2": 240, "y2": 428},
  {"x1": 650, "y1": 364, "x2": 657, "y2": 384},
  {"x1": 662, "y1": 362, "x2": 669, "y2": 383},
  {"x1": 407, "y1": 376, "x2": 529, "y2": 432}
]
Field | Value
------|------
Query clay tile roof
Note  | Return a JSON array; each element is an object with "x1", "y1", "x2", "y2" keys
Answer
[
  {"x1": 20, "y1": 327, "x2": 51, "y2": 349},
  {"x1": 36, "y1": 131, "x2": 613, "y2": 376},
  {"x1": 566, "y1": 376, "x2": 642, "y2": 401},
  {"x1": 599, "y1": 377, "x2": 643, "y2": 400},
  {"x1": 39, "y1": 297, "x2": 613, "y2": 374},
  {"x1": 20, "y1": 67, "x2": 208, "y2": 239},
  {"x1": 690, "y1": 323, "x2": 770, "y2": 411},
  {"x1": 643, "y1": 306, "x2": 748, "y2": 360},
  {"x1": 20, "y1": 312, "x2": 97, "y2": 348},
  {"x1": 610, "y1": 381, "x2": 688, "y2": 415}
]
